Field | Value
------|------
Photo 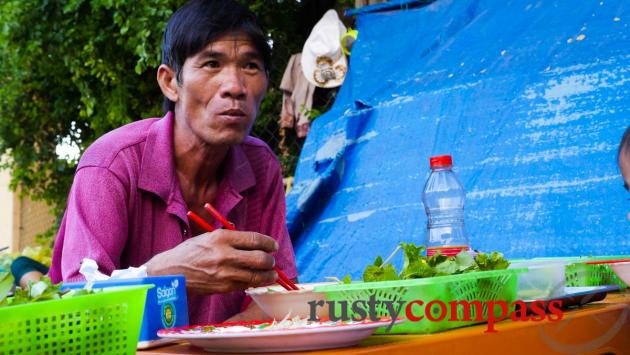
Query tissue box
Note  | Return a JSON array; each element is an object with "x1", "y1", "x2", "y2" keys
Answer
[{"x1": 63, "y1": 275, "x2": 188, "y2": 349}]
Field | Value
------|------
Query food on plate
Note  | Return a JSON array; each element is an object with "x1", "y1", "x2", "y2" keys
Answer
[{"x1": 163, "y1": 316, "x2": 391, "y2": 335}]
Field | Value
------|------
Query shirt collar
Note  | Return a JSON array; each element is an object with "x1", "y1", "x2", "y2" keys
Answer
[
  {"x1": 138, "y1": 111, "x2": 176, "y2": 203},
  {"x1": 138, "y1": 111, "x2": 256, "y2": 206},
  {"x1": 221, "y1": 140, "x2": 256, "y2": 194}
]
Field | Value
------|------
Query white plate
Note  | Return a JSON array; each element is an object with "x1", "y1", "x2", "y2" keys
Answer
[{"x1": 157, "y1": 319, "x2": 399, "y2": 353}]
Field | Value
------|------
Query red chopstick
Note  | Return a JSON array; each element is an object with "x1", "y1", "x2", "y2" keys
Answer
[
  {"x1": 585, "y1": 258, "x2": 630, "y2": 265},
  {"x1": 203, "y1": 203, "x2": 234, "y2": 230},
  {"x1": 187, "y1": 211, "x2": 216, "y2": 232},
  {"x1": 203, "y1": 203, "x2": 300, "y2": 291},
  {"x1": 187, "y1": 210, "x2": 297, "y2": 291},
  {"x1": 274, "y1": 276, "x2": 293, "y2": 290}
]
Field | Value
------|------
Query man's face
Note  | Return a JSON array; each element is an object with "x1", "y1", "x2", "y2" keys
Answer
[
  {"x1": 619, "y1": 150, "x2": 630, "y2": 221},
  {"x1": 174, "y1": 31, "x2": 268, "y2": 146}
]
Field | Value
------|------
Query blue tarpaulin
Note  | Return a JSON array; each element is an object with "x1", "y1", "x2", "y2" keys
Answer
[{"x1": 286, "y1": 0, "x2": 630, "y2": 282}]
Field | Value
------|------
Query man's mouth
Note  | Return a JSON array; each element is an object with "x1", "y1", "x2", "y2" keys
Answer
[{"x1": 219, "y1": 108, "x2": 247, "y2": 118}]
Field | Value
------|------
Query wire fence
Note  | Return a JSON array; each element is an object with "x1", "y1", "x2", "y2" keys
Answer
[{"x1": 249, "y1": 39, "x2": 338, "y2": 182}]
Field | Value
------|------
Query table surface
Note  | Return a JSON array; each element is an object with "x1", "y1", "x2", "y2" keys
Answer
[{"x1": 138, "y1": 291, "x2": 630, "y2": 355}]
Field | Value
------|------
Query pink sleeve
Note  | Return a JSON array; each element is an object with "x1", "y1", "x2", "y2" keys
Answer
[
  {"x1": 50, "y1": 166, "x2": 129, "y2": 282},
  {"x1": 259, "y1": 160, "x2": 298, "y2": 281}
]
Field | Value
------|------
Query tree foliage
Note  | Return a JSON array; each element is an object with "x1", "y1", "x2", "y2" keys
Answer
[{"x1": 0, "y1": 0, "x2": 307, "y2": 239}]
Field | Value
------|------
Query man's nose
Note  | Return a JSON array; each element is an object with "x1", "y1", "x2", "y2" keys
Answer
[{"x1": 220, "y1": 67, "x2": 246, "y2": 99}]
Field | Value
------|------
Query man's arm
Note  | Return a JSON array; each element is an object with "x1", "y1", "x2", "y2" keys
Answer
[
  {"x1": 144, "y1": 229, "x2": 279, "y2": 294},
  {"x1": 49, "y1": 167, "x2": 130, "y2": 282}
]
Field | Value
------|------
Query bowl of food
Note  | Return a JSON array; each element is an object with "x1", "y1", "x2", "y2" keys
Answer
[{"x1": 245, "y1": 282, "x2": 335, "y2": 320}]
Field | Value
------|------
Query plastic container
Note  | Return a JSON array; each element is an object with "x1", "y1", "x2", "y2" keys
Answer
[
  {"x1": 315, "y1": 269, "x2": 524, "y2": 334},
  {"x1": 246, "y1": 282, "x2": 335, "y2": 320},
  {"x1": 63, "y1": 275, "x2": 188, "y2": 349},
  {"x1": 422, "y1": 155, "x2": 468, "y2": 256},
  {"x1": 565, "y1": 261, "x2": 628, "y2": 289},
  {"x1": 0, "y1": 285, "x2": 150, "y2": 354},
  {"x1": 520, "y1": 255, "x2": 629, "y2": 290},
  {"x1": 508, "y1": 260, "x2": 567, "y2": 299}
]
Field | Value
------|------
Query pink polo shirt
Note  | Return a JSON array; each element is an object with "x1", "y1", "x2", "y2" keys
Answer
[{"x1": 49, "y1": 112, "x2": 297, "y2": 324}]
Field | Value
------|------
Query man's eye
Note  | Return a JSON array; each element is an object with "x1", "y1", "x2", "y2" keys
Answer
[
  {"x1": 244, "y1": 62, "x2": 261, "y2": 71},
  {"x1": 204, "y1": 60, "x2": 220, "y2": 68}
]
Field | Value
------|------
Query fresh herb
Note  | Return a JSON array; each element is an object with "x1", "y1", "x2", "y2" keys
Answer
[
  {"x1": 0, "y1": 272, "x2": 14, "y2": 306},
  {"x1": 343, "y1": 243, "x2": 510, "y2": 283},
  {"x1": 1, "y1": 276, "x2": 96, "y2": 307},
  {"x1": 362, "y1": 256, "x2": 400, "y2": 282},
  {"x1": 399, "y1": 244, "x2": 435, "y2": 279},
  {"x1": 341, "y1": 274, "x2": 352, "y2": 284},
  {"x1": 475, "y1": 251, "x2": 510, "y2": 271}
]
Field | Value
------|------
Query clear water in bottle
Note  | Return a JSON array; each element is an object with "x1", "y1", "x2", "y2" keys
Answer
[{"x1": 422, "y1": 155, "x2": 469, "y2": 257}]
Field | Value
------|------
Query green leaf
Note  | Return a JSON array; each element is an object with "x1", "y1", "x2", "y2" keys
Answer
[
  {"x1": 434, "y1": 259, "x2": 458, "y2": 276},
  {"x1": 363, "y1": 245, "x2": 510, "y2": 282},
  {"x1": 475, "y1": 251, "x2": 510, "y2": 271},
  {"x1": 3, "y1": 276, "x2": 93, "y2": 307},
  {"x1": 400, "y1": 260, "x2": 434, "y2": 279},
  {"x1": 363, "y1": 263, "x2": 399, "y2": 282},
  {"x1": 373, "y1": 256, "x2": 383, "y2": 267},
  {"x1": 341, "y1": 274, "x2": 352, "y2": 284},
  {"x1": 0, "y1": 272, "x2": 14, "y2": 305},
  {"x1": 427, "y1": 252, "x2": 448, "y2": 267},
  {"x1": 400, "y1": 242, "x2": 425, "y2": 271},
  {"x1": 29, "y1": 280, "x2": 49, "y2": 298},
  {"x1": 454, "y1": 250, "x2": 476, "y2": 272}
]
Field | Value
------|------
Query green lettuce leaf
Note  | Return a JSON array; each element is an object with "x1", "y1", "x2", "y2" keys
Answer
[
  {"x1": 475, "y1": 251, "x2": 510, "y2": 271},
  {"x1": 0, "y1": 272, "x2": 14, "y2": 306},
  {"x1": 363, "y1": 256, "x2": 400, "y2": 282}
]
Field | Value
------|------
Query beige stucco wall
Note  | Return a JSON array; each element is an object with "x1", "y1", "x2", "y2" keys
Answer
[
  {"x1": 0, "y1": 169, "x2": 14, "y2": 251},
  {"x1": 0, "y1": 169, "x2": 55, "y2": 253},
  {"x1": 14, "y1": 194, "x2": 55, "y2": 250}
]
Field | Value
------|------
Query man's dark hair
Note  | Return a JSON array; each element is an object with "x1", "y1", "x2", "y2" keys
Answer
[
  {"x1": 161, "y1": 0, "x2": 271, "y2": 112},
  {"x1": 619, "y1": 126, "x2": 630, "y2": 160}
]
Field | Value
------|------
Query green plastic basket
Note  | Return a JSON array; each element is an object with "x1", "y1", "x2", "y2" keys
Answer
[
  {"x1": 513, "y1": 256, "x2": 629, "y2": 290},
  {"x1": 315, "y1": 269, "x2": 524, "y2": 334},
  {"x1": 565, "y1": 260, "x2": 628, "y2": 289},
  {"x1": 0, "y1": 285, "x2": 150, "y2": 354}
]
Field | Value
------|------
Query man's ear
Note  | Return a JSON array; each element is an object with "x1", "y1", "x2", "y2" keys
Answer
[{"x1": 157, "y1": 64, "x2": 179, "y2": 103}]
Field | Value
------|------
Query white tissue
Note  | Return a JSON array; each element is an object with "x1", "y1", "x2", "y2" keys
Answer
[
  {"x1": 79, "y1": 258, "x2": 148, "y2": 284},
  {"x1": 110, "y1": 265, "x2": 147, "y2": 279},
  {"x1": 79, "y1": 258, "x2": 110, "y2": 282}
]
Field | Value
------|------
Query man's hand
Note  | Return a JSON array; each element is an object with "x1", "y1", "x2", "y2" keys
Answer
[{"x1": 145, "y1": 229, "x2": 278, "y2": 294}]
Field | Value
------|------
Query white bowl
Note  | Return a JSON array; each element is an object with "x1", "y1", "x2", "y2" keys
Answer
[
  {"x1": 610, "y1": 262, "x2": 630, "y2": 285},
  {"x1": 245, "y1": 282, "x2": 335, "y2": 320}
]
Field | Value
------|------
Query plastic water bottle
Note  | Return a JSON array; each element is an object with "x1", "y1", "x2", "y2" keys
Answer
[{"x1": 422, "y1": 154, "x2": 469, "y2": 257}]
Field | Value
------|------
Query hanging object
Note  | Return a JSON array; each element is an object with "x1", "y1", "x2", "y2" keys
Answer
[{"x1": 301, "y1": 10, "x2": 348, "y2": 88}]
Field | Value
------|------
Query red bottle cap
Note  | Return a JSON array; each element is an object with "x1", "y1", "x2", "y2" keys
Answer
[{"x1": 429, "y1": 155, "x2": 453, "y2": 168}]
